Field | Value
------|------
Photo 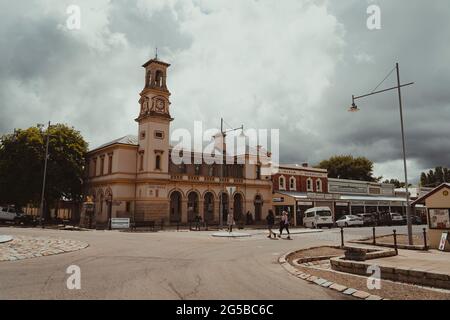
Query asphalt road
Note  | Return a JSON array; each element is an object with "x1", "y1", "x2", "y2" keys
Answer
[{"x1": 0, "y1": 225, "x2": 424, "y2": 300}]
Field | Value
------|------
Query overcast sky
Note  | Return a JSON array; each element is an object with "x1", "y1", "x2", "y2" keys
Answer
[{"x1": 1, "y1": 0, "x2": 449, "y2": 183}]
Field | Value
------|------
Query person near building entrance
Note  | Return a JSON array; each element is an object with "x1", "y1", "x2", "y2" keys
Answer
[
  {"x1": 279, "y1": 210, "x2": 291, "y2": 239},
  {"x1": 227, "y1": 211, "x2": 235, "y2": 233},
  {"x1": 194, "y1": 214, "x2": 202, "y2": 231},
  {"x1": 246, "y1": 211, "x2": 253, "y2": 225},
  {"x1": 266, "y1": 209, "x2": 276, "y2": 239}
]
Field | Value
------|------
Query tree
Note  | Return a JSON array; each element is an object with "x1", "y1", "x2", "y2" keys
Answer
[
  {"x1": 0, "y1": 124, "x2": 88, "y2": 218},
  {"x1": 317, "y1": 155, "x2": 379, "y2": 182},
  {"x1": 419, "y1": 166, "x2": 450, "y2": 187},
  {"x1": 382, "y1": 179, "x2": 411, "y2": 188}
]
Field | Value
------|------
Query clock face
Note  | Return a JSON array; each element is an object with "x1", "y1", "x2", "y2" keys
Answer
[{"x1": 156, "y1": 99, "x2": 165, "y2": 112}]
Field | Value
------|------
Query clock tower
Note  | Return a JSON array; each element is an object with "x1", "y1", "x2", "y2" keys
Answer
[{"x1": 135, "y1": 57, "x2": 172, "y2": 179}]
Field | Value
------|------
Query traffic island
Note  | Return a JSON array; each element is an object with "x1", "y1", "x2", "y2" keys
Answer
[
  {"x1": 0, "y1": 236, "x2": 89, "y2": 262},
  {"x1": 211, "y1": 232, "x2": 252, "y2": 238},
  {"x1": 280, "y1": 246, "x2": 450, "y2": 300}
]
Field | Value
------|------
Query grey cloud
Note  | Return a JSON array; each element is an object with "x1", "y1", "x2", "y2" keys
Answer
[{"x1": 0, "y1": 0, "x2": 449, "y2": 183}]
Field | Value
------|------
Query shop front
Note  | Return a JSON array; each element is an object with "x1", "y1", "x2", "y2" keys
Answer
[{"x1": 412, "y1": 183, "x2": 450, "y2": 251}]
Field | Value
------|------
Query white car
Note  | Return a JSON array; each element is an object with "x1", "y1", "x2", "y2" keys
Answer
[
  {"x1": 336, "y1": 215, "x2": 364, "y2": 228},
  {"x1": 0, "y1": 206, "x2": 23, "y2": 223},
  {"x1": 303, "y1": 207, "x2": 334, "y2": 229}
]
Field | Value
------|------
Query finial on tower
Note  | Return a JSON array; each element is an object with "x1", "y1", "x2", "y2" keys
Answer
[{"x1": 155, "y1": 47, "x2": 158, "y2": 60}]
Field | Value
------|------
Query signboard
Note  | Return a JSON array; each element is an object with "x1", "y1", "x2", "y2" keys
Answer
[
  {"x1": 273, "y1": 197, "x2": 284, "y2": 203},
  {"x1": 336, "y1": 202, "x2": 349, "y2": 207},
  {"x1": 297, "y1": 201, "x2": 313, "y2": 206},
  {"x1": 439, "y1": 232, "x2": 448, "y2": 251},
  {"x1": 111, "y1": 218, "x2": 130, "y2": 229},
  {"x1": 429, "y1": 209, "x2": 450, "y2": 229}
]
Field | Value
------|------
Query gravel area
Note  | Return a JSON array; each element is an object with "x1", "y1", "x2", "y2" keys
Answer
[
  {"x1": 359, "y1": 234, "x2": 428, "y2": 246},
  {"x1": 287, "y1": 247, "x2": 450, "y2": 300}
]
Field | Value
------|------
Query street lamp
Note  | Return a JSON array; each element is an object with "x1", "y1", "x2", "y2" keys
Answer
[
  {"x1": 39, "y1": 121, "x2": 52, "y2": 228},
  {"x1": 218, "y1": 118, "x2": 244, "y2": 229},
  {"x1": 348, "y1": 63, "x2": 415, "y2": 245}
]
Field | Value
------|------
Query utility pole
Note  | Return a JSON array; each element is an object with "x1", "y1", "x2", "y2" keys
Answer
[
  {"x1": 396, "y1": 63, "x2": 413, "y2": 245},
  {"x1": 39, "y1": 121, "x2": 51, "y2": 228}
]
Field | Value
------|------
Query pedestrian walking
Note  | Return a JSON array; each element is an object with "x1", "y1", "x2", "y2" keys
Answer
[
  {"x1": 227, "y1": 211, "x2": 235, "y2": 233},
  {"x1": 266, "y1": 209, "x2": 276, "y2": 239},
  {"x1": 279, "y1": 210, "x2": 291, "y2": 239}
]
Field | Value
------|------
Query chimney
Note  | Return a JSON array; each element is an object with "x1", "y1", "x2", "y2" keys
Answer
[{"x1": 302, "y1": 162, "x2": 309, "y2": 168}]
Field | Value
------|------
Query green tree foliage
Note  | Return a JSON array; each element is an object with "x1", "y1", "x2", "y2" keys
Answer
[
  {"x1": 0, "y1": 124, "x2": 88, "y2": 214},
  {"x1": 317, "y1": 155, "x2": 379, "y2": 182},
  {"x1": 382, "y1": 179, "x2": 411, "y2": 188},
  {"x1": 420, "y1": 166, "x2": 450, "y2": 187}
]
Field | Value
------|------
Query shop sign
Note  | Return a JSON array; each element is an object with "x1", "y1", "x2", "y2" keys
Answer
[
  {"x1": 336, "y1": 202, "x2": 348, "y2": 207},
  {"x1": 439, "y1": 232, "x2": 448, "y2": 251},
  {"x1": 273, "y1": 197, "x2": 284, "y2": 203},
  {"x1": 111, "y1": 218, "x2": 130, "y2": 229},
  {"x1": 297, "y1": 201, "x2": 313, "y2": 206}
]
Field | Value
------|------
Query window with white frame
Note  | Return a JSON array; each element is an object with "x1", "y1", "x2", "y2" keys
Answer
[
  {"x1": 279, "y1": 176, "x2": 286, "y2": 190},
  {"x1": 316, "y1": 179, "x2": 322, "y2": 192},
  {"x1": 307, "y1": 178, "x2": 313, "y2": 191},
  {"x1": 289, "y1": 177, "x2": 296, "y2": 191}
]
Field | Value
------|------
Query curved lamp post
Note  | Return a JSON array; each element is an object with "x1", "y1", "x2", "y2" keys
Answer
[{"x1": 349, "y1": 63, "x2": 415, "y2": 245}]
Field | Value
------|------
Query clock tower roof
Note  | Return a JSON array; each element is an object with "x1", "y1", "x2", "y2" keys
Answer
[{"x1": 142, "y1": 58, "x2": 171, "y2": 68}]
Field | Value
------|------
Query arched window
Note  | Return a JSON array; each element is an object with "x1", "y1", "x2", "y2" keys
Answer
[
  {"x1": 279, "y1": 176, "x2": 286, "y2": 190},
  {"x1": 155, "y1": 155, "x2": 161, "y2": 170},
  {"x1": 146, "y1": 71, "x2": 151, "y2": 87},
  {"x1": 307, "y1": 178, "x2": 313, "y2": 191},
  {"x1": 316, "y1": 179, "x2": 322, "y2": 192},
  {"x1": 289, "y1": 177, "x2": 296, "y2": 190}
]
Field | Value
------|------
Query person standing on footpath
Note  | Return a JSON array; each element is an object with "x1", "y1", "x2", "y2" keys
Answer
[{"x1": 227, "y1": 211, "x2": 235, "y2": 233}]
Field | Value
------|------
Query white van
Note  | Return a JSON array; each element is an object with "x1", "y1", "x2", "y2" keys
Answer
[{"x1": 303, "y1": 207, "x2": 334, "y2": 229}]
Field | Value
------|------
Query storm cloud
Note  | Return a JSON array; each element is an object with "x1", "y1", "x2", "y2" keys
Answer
[{"x1": 1, "y1": 0, "x2": 449, "y2": 183}]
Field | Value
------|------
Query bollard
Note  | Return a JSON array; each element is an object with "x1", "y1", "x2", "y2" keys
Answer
[
  {"x1": 372, "y1": 226, "x2": 376, "y2": 245},
  {"x1": 423, "y1": 228, "x2": 428, "y2": 250},
  {"x1": 393, "y1": 229, "x2": 398, "y2": 255},
  {"x1": 340, "y1": 227, "x2": 344, "y2": 248}
]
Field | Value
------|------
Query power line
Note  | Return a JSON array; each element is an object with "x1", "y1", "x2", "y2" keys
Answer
[{"x1": 370, "y1": 66, "x2": 397, "y2": 94}]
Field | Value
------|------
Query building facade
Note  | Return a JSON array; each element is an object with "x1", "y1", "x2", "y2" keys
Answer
[{"x1": 82, "y1": 58, "x2": 272, "y2": 228}]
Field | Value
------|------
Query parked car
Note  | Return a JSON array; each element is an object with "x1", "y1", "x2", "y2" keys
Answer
[
  {"x1": 336, "y1": 215, "x2": 364, "y2": 228},
  {"x1": 357, "y1": 213, "x2": 377, "y2": 226},
  {"x1": 389, "y1": 212, "x2": 406, "y2": 226},
  {"x1": 303, "y1": 207, "x2": 334, "y2": 229},
  {"x1": 0, "y1": 206, "x2": 24, "y2": 224}
]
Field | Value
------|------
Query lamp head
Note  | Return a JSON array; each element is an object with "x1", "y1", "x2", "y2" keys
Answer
[{"x1": 348, "y1": 102, "x2": 359, "y2": 112}]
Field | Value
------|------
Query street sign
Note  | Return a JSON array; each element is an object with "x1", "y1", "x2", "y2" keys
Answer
[{"x1": 111, "y1": 218, "x2": 130, "y2": 229}]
